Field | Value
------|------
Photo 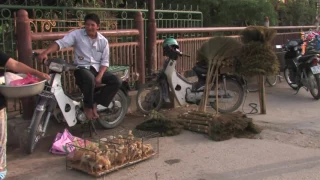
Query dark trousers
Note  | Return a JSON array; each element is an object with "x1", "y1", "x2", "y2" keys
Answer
[{"x1": 74, "y1": 66, "x2": 121, "y2": 108}]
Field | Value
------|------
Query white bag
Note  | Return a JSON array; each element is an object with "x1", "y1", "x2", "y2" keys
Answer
[{"x1": 4, "y1": 72, "x2": 23, "y2": 85}]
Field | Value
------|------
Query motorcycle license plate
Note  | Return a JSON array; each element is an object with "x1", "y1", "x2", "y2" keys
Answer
[{"x1": 311, "y1": 65, "x2": 320, "y2": 74}]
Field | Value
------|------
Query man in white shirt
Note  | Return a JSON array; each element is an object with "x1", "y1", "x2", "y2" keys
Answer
[{"x1": 37, "y1": 13, "x2": 121, "y2": 120}]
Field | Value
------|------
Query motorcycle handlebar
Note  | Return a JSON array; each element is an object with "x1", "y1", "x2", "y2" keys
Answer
[{"x1": 175, "y1": 50, "x2": 191, "y2": 57}]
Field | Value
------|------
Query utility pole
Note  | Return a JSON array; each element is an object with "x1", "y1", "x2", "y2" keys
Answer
[{"x1": 316, "y1": 1, "x2": 320, "y2": 31}]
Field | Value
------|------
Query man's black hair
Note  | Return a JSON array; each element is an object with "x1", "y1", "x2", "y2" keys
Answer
[{"x1": 84, "y1": 13, "x2": 100, "y2": 25}]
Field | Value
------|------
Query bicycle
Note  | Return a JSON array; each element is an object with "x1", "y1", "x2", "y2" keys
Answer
[{"x1": 245, "y1": 73, "x2": 283, "y2": 92}]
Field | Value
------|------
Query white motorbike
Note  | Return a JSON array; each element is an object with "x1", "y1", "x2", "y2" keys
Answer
[
  {"x1": 26, "y1": 52, "x2": 130, "y2": 154},
  {"x1": 136, "y1": 39, "x2": 245, "y2": 114}
]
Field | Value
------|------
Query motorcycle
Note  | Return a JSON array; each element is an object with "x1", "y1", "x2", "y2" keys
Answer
[
  {"x1": 26, "y1": 52, "x2": 130, "y2": 154},
  {"x1": 136, "y1": 39, "x2": 245, "y2": 114},
  {"x1": 277, "y1": 39, "x2": 320, "y2": 99}
]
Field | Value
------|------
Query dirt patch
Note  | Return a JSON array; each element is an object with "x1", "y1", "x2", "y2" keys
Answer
[
  {"x1": 256, "y1": 121, "x2": 320, "y2": 149},
  {"x1": 165, "y1": 159, "x2": 181, "y2": 165}
]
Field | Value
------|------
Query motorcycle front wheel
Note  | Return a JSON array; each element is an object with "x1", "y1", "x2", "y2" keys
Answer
[
  {"x1": 284, "y1": 67, "x2": 298, "y2": 90},
  {"x1": 266, "y1": 74, "x2": 278, "y2": 87},
  {"x1": 26, "y1": 105, "x2": 50, "y2": 154},
  {"x1": 136, "y1": 81, "x2": 163, "y2": 114},
  {"x1": 97, "y1": 90, "x2": 128, "y2": 129},
  {"x1": 244, "y1": 75, "x2": 261, "y2": 92},
  {"x1": 210, "y1": 78, "x2": 244, "y2": 113},
  {"x1": 308, "y1": 71, "x2": 320, "y2": 100}
]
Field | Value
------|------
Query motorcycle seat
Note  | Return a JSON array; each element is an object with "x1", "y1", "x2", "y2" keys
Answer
[
  {"x1": 298, "y1": 54, "x2": 315, "y2": 63},
  {"x1": 288, "y1": 39, "x2": 303, "y2": 47},
  {"x1": 193, "y1": 65, "x2": 208, "y2": 76},
  {"x1": 66, "y1": 93, "x2": 83, "y2": 101},
  {"x1": 176, "y1": 72, "x2": 193, "y2": 85}
]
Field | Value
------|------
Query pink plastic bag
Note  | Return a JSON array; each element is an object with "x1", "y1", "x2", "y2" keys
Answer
[
  {"x1": 49, "y1": 128, "x2": 89, "y2": 155},
  {"x1": 9, "y1": 73, "x2": 40, "y2": 86},
  {"x1": 49, "y1": 129, "x2": 77, "y2": 155}
]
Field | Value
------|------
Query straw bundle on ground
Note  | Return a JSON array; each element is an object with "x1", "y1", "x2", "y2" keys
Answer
[
  {"x1": 135, "y1": 111, "x2": 184, "y2": 136},
  {"x1": 177, "y1": 110, "x2": 261, "y2": 141}
]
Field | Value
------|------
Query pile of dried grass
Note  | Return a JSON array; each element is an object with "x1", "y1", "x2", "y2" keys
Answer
[
  {"x1": 177, "y1": 110, "x2": 261, "y2": 141},
  {"x1": 236, "y1": 26, "x2": 280, "y2": 76},
  {"x1": 196, "y1": 26, "x2": 280, "y2": 77},
  {"x1": 196, "y1": 37, "x2": 243, "y2": 112},
  {"x1": 196, "y1": 36, "x2": 242, "y2": 68},
  {"x1": 135, "y1": 111, "x2": 183, "y2": 136}
]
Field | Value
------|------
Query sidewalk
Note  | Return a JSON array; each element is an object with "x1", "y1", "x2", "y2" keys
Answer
[{"x1": 7, "y1": 81, "x2": 320, "y2": 180}]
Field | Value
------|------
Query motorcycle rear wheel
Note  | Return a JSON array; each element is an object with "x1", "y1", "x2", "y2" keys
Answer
[
  {"x1": 136, "y1": 81, "x2": 163, "y2": 114},
  {"x1": 210, "y1": 78, "x2": 244, "y2": 113},
  {"x1": 97, "y1": 90, "x2": 128, "y2": 129}
]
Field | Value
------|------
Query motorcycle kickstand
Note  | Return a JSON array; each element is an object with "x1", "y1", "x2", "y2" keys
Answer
[
  {"x1": 294, "y1": 86, "x2": 301, "y2": 95},
  {"x1": 293, "y1": 85, "x2": 307, "y2": 95},
  {"x1": 81, "y1": 120, "x2": 98, "y2": 138}
]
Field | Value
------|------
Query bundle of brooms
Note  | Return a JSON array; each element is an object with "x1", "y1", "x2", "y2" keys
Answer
[
  {"x1": 136, "y1": 26, "x2": 277, "y2": 141},
  {"x1": 135, "y1": 110, "x2": 184, "y2": 137},
  {"x1": 176, "y1": 110, "x2": 261, "y2": 141},
  {"x1": 176, "y1": 26, "x2": 278, "y2": 139},
  {"x1": 236, "y1": 26, "x2": 280, "y2": 77}
]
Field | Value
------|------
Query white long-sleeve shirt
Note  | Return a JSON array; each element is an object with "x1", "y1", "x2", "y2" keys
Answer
[{"x1": 55, "y1": 29, "x2": 109, "y2": 72}]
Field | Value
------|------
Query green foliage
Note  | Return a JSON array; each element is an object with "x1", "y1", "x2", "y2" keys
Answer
[
  {"x1": 153, "y1": 0, "x2": 317, "y2": 26},
  {"x1": 155, "y1": 0, "x2": 217, "y2": 26},
  {"x1": 154, "y1": 0, "x2": 278, "y2": 27},
  {"x1": 213, "y1": 0, "x2": 278, "y2": 26},
  {"x1": 275, "y1": 0, "x2": 317, "y2": 25}
]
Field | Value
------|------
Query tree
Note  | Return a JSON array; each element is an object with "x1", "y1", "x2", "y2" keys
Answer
[
  {"x1": 153, "y1": 0, "x2": 277, "y2": 27},
  {"x1": 154, "y1": 0, "x2": 218, "y2": 26},
  {"x1": 213, "y1": 0, "x2": 278, "y2": 26},
  {"x1": 276, "y1": 0, "x2": 317, "y2": 25}
]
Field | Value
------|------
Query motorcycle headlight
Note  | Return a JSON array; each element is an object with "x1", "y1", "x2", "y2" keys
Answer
[
  {"x1": 121, "y1": 69, "x2": 129, "y2": 80},
  {"x1": 113, "y1": 69, "x2": 130, "y2": 81},
  {"x1": 49, "y1": 62, "x2": 64, "y2": 73}
]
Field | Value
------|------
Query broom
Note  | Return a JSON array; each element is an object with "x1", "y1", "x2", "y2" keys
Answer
[{"x1": 197, "y1": 37, "x2": 243, "y2": 113}]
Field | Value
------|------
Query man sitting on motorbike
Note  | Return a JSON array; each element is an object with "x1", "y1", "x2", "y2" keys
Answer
[{"x1": 37, "y1": 13, "x2": 121, "y2": 120}]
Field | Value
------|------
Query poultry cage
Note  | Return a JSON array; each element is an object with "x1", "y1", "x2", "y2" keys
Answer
[{"x1": 65, "y1": 130, "x2": 159, "y2": 177}]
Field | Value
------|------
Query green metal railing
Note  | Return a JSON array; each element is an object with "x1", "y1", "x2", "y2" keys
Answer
[{"x1": 0, "y1": 0, "x2": 203, "y2": 58}]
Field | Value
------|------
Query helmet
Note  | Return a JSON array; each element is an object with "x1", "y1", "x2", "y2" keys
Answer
[{"x1": 163, "y1": 38, "x2": 179, "y2": 48}]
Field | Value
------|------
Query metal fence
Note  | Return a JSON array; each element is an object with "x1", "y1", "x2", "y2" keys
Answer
[{"x1": 0, "y1": 1, "x2": 203, "y2": 58}]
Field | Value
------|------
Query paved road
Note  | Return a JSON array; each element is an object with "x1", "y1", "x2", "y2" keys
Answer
[{"x1": 7, "y1": 80, "x2": 320, "y2": 180}]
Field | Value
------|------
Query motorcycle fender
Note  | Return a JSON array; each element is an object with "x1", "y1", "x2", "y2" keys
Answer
[
  {"x1": 53, "y1": 88, "x2": 78, "y2": 127},
  {"x1": 29, "y1": 97, "x2": 49, "y2": 129},
  {"x1": 120, "y1": 81, "x2": 130, "y2": 97},
  {"x1": 222, "y1": 74, "x2": 245, "y2": 86},
  {"x1": 158, "y1": 73, "x2": 170, "y2": 102}
]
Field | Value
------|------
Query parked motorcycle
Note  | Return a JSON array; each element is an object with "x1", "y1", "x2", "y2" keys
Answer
[
  {"x1": 136, "y1": 38, "x2": 245, "y2": 114},
  {"x1": 26, "y1": 52, "x2": 130, "y2": 154},
  {"x1": 277, "y1": 39, "x2": 320, "y2": 99}
]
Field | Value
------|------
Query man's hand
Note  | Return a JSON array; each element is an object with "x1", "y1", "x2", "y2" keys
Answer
[
  {"x1": 35, "y1": 72, "x2": 51, "y2": 81},
  {"x1": 95, "y1": 75, "x2": 103, "y2": 87},
  {"x1": 37, "y1": 53, "x2": 48, "y2": 64}
]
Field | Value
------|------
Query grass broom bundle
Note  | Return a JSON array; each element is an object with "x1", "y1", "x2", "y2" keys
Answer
[
  {"x1": 177, "y1": 110, "x2": 262, "y2": 141},
  {"x1": 236, "y1": 26, "x2": 280, "y2": 76},
  {"x1": 196, "y1": 37, "x2": 243, "y2": 112}
]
